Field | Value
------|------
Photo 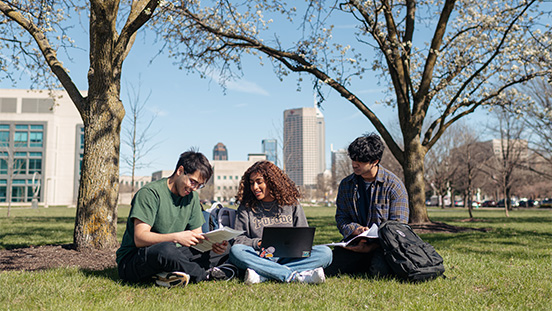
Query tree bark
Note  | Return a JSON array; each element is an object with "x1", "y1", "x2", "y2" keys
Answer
[
  {"x1": 74, "y1": 95, "x2": 124, "y2": 249},
  {"x1": 73, "y1": 0, "x2": 126, "y2": 249},
  {"x1": 402, "y1": 135, "x2": 430, "y2": 224}
]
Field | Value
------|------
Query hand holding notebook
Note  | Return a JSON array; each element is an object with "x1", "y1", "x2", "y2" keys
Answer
[
  {"x1": 191, "y1": 227, "x2": 244, "y2": 253},
  {"x1": 320, "y1": 224, "x2": 378, "y2": 248}
]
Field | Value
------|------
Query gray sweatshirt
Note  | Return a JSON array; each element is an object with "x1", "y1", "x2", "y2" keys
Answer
[{"x1": 233, "y1": 200, "x2": 308, "y2": 250}]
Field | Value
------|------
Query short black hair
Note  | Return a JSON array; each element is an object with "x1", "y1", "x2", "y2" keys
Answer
[
  {"x1": 348, "y1": 133, "x2": 384, "y2": 163},
  {"x1": 173, "y1": 149, "x2": 213, "y2": 182}
]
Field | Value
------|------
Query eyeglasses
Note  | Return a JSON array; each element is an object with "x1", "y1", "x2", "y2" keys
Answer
[{"x1": 186, "y1": 174, "x2": 205, "y2": 190}]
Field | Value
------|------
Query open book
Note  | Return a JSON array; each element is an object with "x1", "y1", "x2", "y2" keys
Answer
[
  {"x1": 191, "y1": 227, "x2": 244, "y2": 253},
  {"x1": 321, "y1": 224, "x2": 379, "y2": 248}
]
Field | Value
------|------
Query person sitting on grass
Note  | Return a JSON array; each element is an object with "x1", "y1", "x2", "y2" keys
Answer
[
  {"x1": 325, "y1": 133, "x2": 409, "y2": 277},
  {"x1": 229, "y1": 161, "x2": 332, "y2": 284},
  {"x1": 116, "y1": 150, "x2": 236, "y2": 288}
]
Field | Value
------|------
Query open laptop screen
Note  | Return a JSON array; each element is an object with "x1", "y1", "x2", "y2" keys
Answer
[{"x1": 260, "y1": 227, "x2": 315, "y2": 258}]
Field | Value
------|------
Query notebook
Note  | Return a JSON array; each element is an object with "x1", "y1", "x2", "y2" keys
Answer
[{"x1": 260, "y1": 227, "x2": 316, "y2": 258}]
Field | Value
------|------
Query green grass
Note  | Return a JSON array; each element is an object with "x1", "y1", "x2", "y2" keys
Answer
[{"x1": 1, "y1": 206, "x2": 551, "y2": 310}]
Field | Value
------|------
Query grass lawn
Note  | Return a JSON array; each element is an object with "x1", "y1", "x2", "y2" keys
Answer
[{"x1": 1, "y1": 206, "x2": 551, "y2": 310}]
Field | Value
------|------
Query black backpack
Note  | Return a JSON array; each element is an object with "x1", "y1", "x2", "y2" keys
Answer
[{"x1": 378, "y1": 221, "x2": 445, "y2": 282}]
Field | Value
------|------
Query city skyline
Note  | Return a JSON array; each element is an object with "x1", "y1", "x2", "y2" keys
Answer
[{"x1": 0, "y1": 11, "x2": 503, "y2": 179}]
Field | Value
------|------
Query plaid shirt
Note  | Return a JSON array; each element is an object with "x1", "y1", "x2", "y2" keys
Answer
[{"x1": 335, "y1": 165, "x2": 409, "y2": 238}]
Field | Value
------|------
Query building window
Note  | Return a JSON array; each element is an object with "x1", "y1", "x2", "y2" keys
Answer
[
  {"x1": 0, "y1": 180, "x2": 6, "y2": 202},
  {"x1": 9, "y1": 124, "x2": 45, "y2": 148},
  {"x1": 79, "y1": 127, "x2": 84, "y2": 150},
  {"x1": 14, "y1": 152, "x2": 27, "y2": 175},
  {"x1": 10, "y1": 179, "x2": 39, "y2": 202},
  {"x1": 14, "y1": 131, "x2": 28, "y2": 147},
  {"x1": 0, "y1": 152, "x2": 7, "y2": 174},
  {"x1": 0, "y1": 125, "x2": 9, "y2": 146},
  {"x1": 11, "y1": 179, "x2": 26, "y2": 202},
  {"x1": 29, "y1": 132, "x2": 43, "y2": 147},
  {"x1": 223, "y1": 176, "x2": 227, "y2": 180},
  {"x1": 28, "y1": 152, "x2": 42, "y2": 174}
]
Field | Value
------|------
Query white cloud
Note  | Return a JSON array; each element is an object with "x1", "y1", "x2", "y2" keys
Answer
[
  {"x1": 226, "y1": 79, "x2": 270, "y2": 96},
  {"x1": 342, "y1": 111, "x2": 363, "y2": 121},
  {"x1": 206, "y1": 70, "x2": 270, "y2": 96},
  {"x1": 149, "y1": 106, "x2": 168, "y2": 117},
  {"x1": 234, "y1": 103, "x2": 248, "y2": 108}
]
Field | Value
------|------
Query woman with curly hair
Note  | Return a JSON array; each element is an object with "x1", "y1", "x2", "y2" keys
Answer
[{"x1": 229, "y1": 161, "x2": 332, "y2": 284}]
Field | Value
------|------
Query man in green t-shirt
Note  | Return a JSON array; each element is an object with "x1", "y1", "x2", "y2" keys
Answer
[{"x1": 116, "y1": 150, "x2": 235, "y2": 287}]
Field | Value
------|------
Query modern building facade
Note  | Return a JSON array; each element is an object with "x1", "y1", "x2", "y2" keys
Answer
[
  {"x1": 487, "y1": 139, "x2": 529, "y2": 160},
  {"x1": 210, "y1": 153, "x2": 267, "y2": 203},
  {"x1": 118, "y1": 175, "x2": 152, "y2": 205},
  {"x1": 213, "y1": 142, "x2": 228, "y2": 161},
  {"x1": 0, "y1": 89, "x2": 83, "y2": 206},
  {"x1": 283, "y1": 107, "x2": 325, "y2": 186},
  {"x1": 262, "y1": 138, "x2": 278, "y2": 165}
]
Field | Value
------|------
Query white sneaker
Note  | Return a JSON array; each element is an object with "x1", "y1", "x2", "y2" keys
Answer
[
  {"x1": 244, "y1": 268, "x2": 267, "y2": 285},
  {"x1": 154, "y1": 271, "x2": 190, "y2": 288},
  {"x1": 293, "y1": 267, "x2": 325, "y2": 284}
]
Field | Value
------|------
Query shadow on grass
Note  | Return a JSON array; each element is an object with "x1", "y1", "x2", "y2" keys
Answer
[
  {"x1": 82, "y1": 267, "x2": 119, "y2": 281},
  {"x1": 2, "y1": 216, "x2": 75, "y2": 223},
  {"x1": 0, "y1": 227, "x2": 73, "y2": 249},
  {"x1": 1, "y1": 215, "x2": 128, "y2": 249},
  {"x1": 81, "y1": 268, "x2": 169, "y2": 289}
]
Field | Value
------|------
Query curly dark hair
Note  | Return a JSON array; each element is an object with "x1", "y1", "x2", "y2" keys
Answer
[
  {"x1": 348, "y1": 133, "x2": 385, "y2": 163},
  {"x1": 236, "y1": 161, "x2": 300, "y2": 209}
]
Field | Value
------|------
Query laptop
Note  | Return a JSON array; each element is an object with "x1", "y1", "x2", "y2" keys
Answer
[{"x1": 260, "y1": 227, "x2": 316, "y2": 258}]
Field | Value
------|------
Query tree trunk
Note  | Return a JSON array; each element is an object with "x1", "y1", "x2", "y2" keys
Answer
[
  {"x1": 466, "y1": 192, "x2": 473, "y2": 219},
  {"x1": 72, "y1": 0, "x2": 127, "y2": 250},
  {"x1": 73, "y1": 94, "x2": 124, "y2": 249},
  {"x1": 402, "y1": 137, "x2": 430, "y2": 224}
]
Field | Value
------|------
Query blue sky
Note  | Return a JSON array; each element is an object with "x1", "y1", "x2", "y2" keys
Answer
[
  {"x1": 1, "y1": 21, "x2": 397, "y2": 176},
  {"x1": 116, "y1": 39, "x2": 395, "y2": 176},
  {"x1": 0, "y1": 8, "x2": 499, "y2": 177}
]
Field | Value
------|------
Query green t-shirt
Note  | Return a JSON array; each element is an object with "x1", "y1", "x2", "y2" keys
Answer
[{"x1": 116, "y1": 178, "x2": 205, "y2": 264}]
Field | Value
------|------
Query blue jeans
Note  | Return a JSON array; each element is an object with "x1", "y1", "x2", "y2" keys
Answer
[{"x1": 229, "y1": 244, "x2": 333, "y2": 282}]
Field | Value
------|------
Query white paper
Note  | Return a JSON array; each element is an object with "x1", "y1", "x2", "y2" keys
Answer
[
  {"x1": 191, "y1": 227, "x2": 244, "y2": 252},
  {"x1": 320, "y1": 223, "x2": 378, "y2": 247}
]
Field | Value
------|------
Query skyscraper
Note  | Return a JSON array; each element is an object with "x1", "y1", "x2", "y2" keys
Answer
[
  {"x1": 213, "y1": 142, "x2": 228, "y2": 161},
  {"x1": 262, "y1": 139, "x2": 278, "y2": 165},
  {"x1": 283, "y1": 107, "x2": 325, "y2": 186}
]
